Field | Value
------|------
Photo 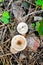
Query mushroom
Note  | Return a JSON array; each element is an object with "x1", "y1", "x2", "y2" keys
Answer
[
  {"x1": 10, "y1": 35, "x2": 27, "y2": 54},
  {"x1": 10, "y1": 46, "x2": 18, "y2": 54},
  {"x1": 17, "y1": 22, "x2": 28, "y2": 35}
]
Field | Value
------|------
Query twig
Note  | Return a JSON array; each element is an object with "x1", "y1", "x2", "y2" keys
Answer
[
  {"x1": 0, "y1": 53, "x2": 12, "y2": 58},
  {"x1": 6, "y1": 0, "x2": 13, "y2": 10},
  {"x1": 1, "y1": 27, "x2": 7, "y2": 43},
  {"x1": 22, "y1": 10, "x2": 43, "y2": 21},
  {"x1": 3, "y1": 39, "x2": 10, "y2": 44}
]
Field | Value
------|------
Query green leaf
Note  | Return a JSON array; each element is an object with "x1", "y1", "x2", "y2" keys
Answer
[
  {"x1": 2, "y1": 11, "x2": 10, "y2": 19},
  {"x1": 0, "y1": 0, "x2": 3, "y2": 2},
  {"x1": 35, "y1": 19, "x2": 43, "y2": 36},
  {"x1": 1, "y1": 17, "x2": 9, "y2": 24},
  {"x1": 42, "y1": 4, "x2": 43, "y2": 10},
  {"x1": 35, "y1": 0, "x2": 43, "y2": 9},
  {"x1": 35, "y1": 22, "x2": 40, "y2": 31},
  {"x1": 31, "y1": 23, "x2": 35, "y2": 28},
  {"x1": 1, "y1": 11, "x2": 10, "y2": 24},
  {"x1": 35, "y1": 0, "x2": 42, "y2": 6},
  {"x1": 39, "y1": 19, "x2": 43, "y2": 35}
]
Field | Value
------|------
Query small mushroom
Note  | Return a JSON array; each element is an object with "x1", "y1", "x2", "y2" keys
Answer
[
  {"x1": 10, "y1": 35, "x2": 27, "y2": 54},
  {"x1": 17, "y1": 22, "x2": 28, "y2": 35},
  {"x1": 10, "y1": 46, "x2": 18, "y2": 54}
]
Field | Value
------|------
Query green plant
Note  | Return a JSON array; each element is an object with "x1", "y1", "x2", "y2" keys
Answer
[
  {"x1": 35, "y1": 0, "x2": 43, "y2": 10},
  {"x1": 35, "y1": 19, "x2": 43, "y2": 36},
  {"x1": 31, "y1": 23, "x2": 35, "y2": 28},
  {"x1": 1, "y1": 11, "x2": 10, "y2": 24},
  {"x1": 35, "y1": 22, "x2": 40, "y2": 31},
  {"x1": 0, "y1": 0, "x2": 3, "y2": 2}
]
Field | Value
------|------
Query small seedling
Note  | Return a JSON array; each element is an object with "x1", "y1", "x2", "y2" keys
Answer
[
  {"x1": 1, "y1": 11, "x2": 10, "y2": 24},
  {"x1": 35, "y1": 19, "x2": 43, "y2": 36},
  {"x1": 0, "y1": 0, "x2": 3, "y2": 2},
  {"x1": 2, "y1": 11, "x2": 10, "y2": 19},
  {"x1": 35, "y1": 22, "x2": 40, "y2": 31},
  {"x1": 1, "y1": 17, "x2": 9, "y2": 24},
  {"x1": 31, "y1": 23, "x2": 35, "y2": 28},
  {"x1": 35, "y1": 0, "x2": 43, "y2": 9}
]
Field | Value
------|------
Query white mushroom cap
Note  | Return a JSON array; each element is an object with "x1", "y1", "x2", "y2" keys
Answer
[
  {"x1": 10, "y1": 46, "x2": 18, "y2": 54},
  {"x1": 17, "y1": 22, "x2": 28, "y2": 34},
  {"x1": 11, "y1": 35, "x2": 27, "y2": 51}
]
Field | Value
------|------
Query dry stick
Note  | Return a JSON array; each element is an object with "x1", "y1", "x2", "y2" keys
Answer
[
  {"x1": 22, "y1": 10, "x2": 43, "y2": 22},
  {"x1": 26, "y1": 7, "x2": 41, "y2": 42},
  {"x1": 12, "y1": 54, "x2": 22, "y2": 65},
  {"x1": 14, "y1": 55, "x2": 22, "y2": 65},
  {"x1": 14, "y1": 0, "x2": 22, "y2": 4},
  {"x1": 25, "y1": 7, "x2": 40, "y2": 37},
  {"x1": 2, "y1": 57, "x2": 5, "y2": 65},
  {"x1": 9, "y1": 57, "x2": 13, "y2": 65},
  {"x1": 24, "y1": 7, "x2": 38, "y2": 58},
  {"x1": 0, "y1": 10, "x2": 43, "y2": 23},
  {"x1": 24, "y1": 2, "x2": 42, "y2": 19},
  {"x1": 0, "y1": 24, "x2": 5, "y2": 27},
  {"x1": 3, "y1": 39, "x2": 10, "y2": 44},
  {"x1": 11, "y1": 55, "x2": 19, "y2": 64},
  {"x1": 1, "y1": 27, "x2": 7, "y2": 43},
  {"x1": 6, "y1": 0, "x2": 13, "y2": 10},
  {"x1": 31, "y1": 51, "x2": 42, "y2": 64},
  {"x1": 0, "y1": 53, "x2": 12, "y2": 58},
  {"x1": 8, "y1": 27, "x2": 14, "y2": 37},
  {"x1": 6, "y1": 59, "x2": 10, "y2": 65},
  {"x1": 26, "y1": 0, "x2": 39, "y2": 7},
  {"x1": 0, "y1": 46, "x2": 4, "y2": 54},
  {"x1": 0, "y1": 20, "x2": 5, "y2": 27},
  {"x1": 0, "y1": 9, "x2": 43, "y2": 22}
]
